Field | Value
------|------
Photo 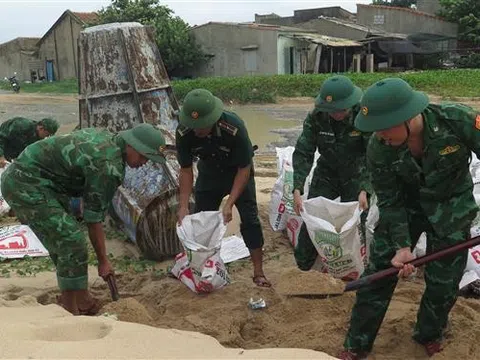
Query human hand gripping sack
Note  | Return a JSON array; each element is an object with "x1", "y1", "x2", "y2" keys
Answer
[
  {"x1": 222, "y1": 202, "x2": 233, "y2": 224},
  {"x1": 358, "y1": 190, "x2": 368, "y2": 211},
  {"x1": 293, "y1": 189, "x2": 303, "y2": 216},
  {"x1": 391, "y1": 247, "x2": 415, "y2": 278}
]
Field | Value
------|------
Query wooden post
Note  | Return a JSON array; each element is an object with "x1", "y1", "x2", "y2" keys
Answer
[{"x1": 343, "y1": 48, "x2": 347, "y2": 72}]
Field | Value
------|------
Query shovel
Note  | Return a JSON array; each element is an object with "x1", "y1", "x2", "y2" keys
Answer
[
  {"x1": 105, "y1": 273, "x2": 120, "y2": 301},
  {"x1": 293, "y1": 234, "x2": 480, "y2": 299}
]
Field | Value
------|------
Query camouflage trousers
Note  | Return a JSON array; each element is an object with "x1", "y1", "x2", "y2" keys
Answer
[
  {"x1": 1, "y1": 165, "x2": 88, "y2": 291},
  {"x1": 294, "y1": 171, "x2": 367, "y2": 270},
  {"x1": 344, "y1": 210, "x2": 469, "y2": 352}
]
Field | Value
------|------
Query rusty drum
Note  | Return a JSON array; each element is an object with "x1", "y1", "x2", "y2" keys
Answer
[{"x1": 78, "y1": 22, "x2": 195, "y2": 261}]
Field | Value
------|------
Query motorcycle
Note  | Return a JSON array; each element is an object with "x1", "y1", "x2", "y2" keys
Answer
[{"x1": 4, "y1": 72, "x2": 20, "y2": 93}]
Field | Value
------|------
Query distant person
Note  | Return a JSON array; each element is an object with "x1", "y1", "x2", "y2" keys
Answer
[
  {"x1": 0, "y1": 117, "x2": 59, "y2": 167},
  {"x1": 1, "y1": 124, "x2": 166, "y2": 315},
  {"x1": 292, "y1": 75, "x2": 372, "y2": 272},
  {"x1": 175, "y1": 88, "x2": 271, "y2": 287}
]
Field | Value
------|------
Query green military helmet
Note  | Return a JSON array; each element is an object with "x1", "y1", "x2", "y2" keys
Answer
[
  {"x1": 355, "y1": 78, "x2": 429, "y2": 132},
  {"x1": 39, "y1": 118, "x2": 59, "y2": 134},
  {"x1": 315, "y1": 75, "x2": 363, "y2": 113},
  {"x1": 119, "y1": 123, "x2": 166, "y2": 163},
  {"x1": 179, "y1": 89, "x2": 224, "y2": 129}
]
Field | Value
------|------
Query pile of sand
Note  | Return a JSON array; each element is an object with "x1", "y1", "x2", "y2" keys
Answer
[
  {"x1": 0, "y1": 294, "x2": 337, "y2": 359},
  {"x1": 275, "y1": 267, "x2": 346, "y2": 296},
  {"x1": 100, "y1": 297, "x2": 154, "y2": 326}
]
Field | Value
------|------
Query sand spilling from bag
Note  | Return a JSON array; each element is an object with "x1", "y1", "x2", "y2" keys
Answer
[{"x1": 275, "y1": 267, "x2": 345, "y2": 296}]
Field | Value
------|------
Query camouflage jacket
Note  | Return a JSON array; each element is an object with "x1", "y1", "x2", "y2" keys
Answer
[
  {"x1": 0, "y1": 117, "x2": 40, "y2": 160},
  {"x1": 292, "y1": 106, "x2": 372, "y2": 194},
  {"x1": 368, "y1": 103, "x2": 480, "y2": 249},
  {"x1": 176, "y1": 110, "x2": 253, "y2": 172},
  {"x1": 13, "y1": 128, "x2": 126, "y2": 224}
]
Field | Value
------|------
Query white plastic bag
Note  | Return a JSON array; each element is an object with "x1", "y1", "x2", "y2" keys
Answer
[
  {"x1": 171, "y1": 211, "x2": 230, "y2": 293},
  {"x1": 301, "y1": 196, "x2": 365, "y2": 280},
  {"x1": 0, "y1": 163, "x2": 11, "y2": 216}
]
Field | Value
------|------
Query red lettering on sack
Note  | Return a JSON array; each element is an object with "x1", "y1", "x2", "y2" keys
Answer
[
  {"x1": 471, "y1": 250, "x2": 480, "y2": 264},
  {"x1": 278, "y1": 203, "x2": 285, "y2": 214}
]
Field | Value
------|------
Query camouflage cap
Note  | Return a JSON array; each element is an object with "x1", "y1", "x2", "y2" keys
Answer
[
  {"x1": 315, "y1": 75, "x2": 363, "y2": 113},
  {"x1": 39, "y1": 118, "x2": 59, "y2": 134},
  {"x1": 355, "y1": 78, "x2": 429, "y2": 132},
  {"x1": 179, "y1": 89, "x2": 224, "y2": 129},
  {"x1": 119, "y1": 123, "x2": 166, "y2": 163}
]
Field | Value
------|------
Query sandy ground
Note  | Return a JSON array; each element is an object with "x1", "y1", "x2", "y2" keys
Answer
[{"x1": 1, "y1": 92, "x2": 480, "y2": 359}]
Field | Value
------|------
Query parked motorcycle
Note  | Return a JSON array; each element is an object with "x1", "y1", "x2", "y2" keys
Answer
[{"x1": 4, "y1": 72, "x2": 20, "y2": 93}]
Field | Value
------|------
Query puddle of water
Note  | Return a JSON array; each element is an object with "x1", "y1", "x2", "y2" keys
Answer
[{"x1": 229, "y1": 106, "x2": 300, "y2": 152}]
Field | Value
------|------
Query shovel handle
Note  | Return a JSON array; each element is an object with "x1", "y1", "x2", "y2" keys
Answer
[
  {"x1": 345, "y1": 235, "x2": 480, "y2": 292},
  {"x1": 106, "y1": 274, "x2": 120, "y2": 301}
]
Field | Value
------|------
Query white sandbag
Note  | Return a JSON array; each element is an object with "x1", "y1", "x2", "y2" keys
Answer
[
  {"x1": 269, "y1": 147, "x2": 295, "y2": 231},
  {"x1": 269, "y1": 147, "x2": 319, "y2": 232},
  {"x1": 171, "y1": 211, "x2": 230, "y2": 293},
  {"x1": 300, "y1": 196, "x2": 365, "y2": 280},
  {"x1": 0, "y1": 225, "x2": 49, "y2": 259},
  {"x1": 0, "y1": 163, "x2": 11, "y2": 216}
]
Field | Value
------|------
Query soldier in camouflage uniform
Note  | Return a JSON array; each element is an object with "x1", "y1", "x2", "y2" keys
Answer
[
  {"x1": 292, "y1": 75, "x2": 371, "y2": 272},
  {"x1": 176, "y1": 89, "x2": 270, "y2": 287},
  {"x1": 0, "y1": 117, "x2": 59, "y2": 167},
  {"x1": 339, "y1": 78, "x2": 480, "y2": 359},
  {"x1": 1, "y1": 124, "x2": 166, "y2": 315}
]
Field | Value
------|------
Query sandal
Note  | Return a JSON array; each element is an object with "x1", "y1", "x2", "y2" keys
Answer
[{"x1": 252, "y1": 275, "x2": 272, "y2": 288}]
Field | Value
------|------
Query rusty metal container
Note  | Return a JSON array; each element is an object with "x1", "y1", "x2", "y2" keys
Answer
[{"x1": 77, "y1": 22, "x2": 194, "y2": 261}]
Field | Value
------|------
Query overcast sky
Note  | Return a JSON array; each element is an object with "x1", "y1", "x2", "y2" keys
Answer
[{"x1": 0, "y1": 0, "x2": 371, "y2": 43}]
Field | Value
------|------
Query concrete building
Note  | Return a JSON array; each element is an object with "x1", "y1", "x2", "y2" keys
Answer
[
  {"x1": 0, "y1": 38, "x2": 40, "y2": 81},
  {"x1": 417, "y1": 0, "x2": 442, "y2": 15},
  {"x1": 37, "y1": 10, "x2": 98, "y2": 81},
  {"x1": 190, "y1": 22, "x2": 363, "y2": 77},
  {"x1": 356, "y1": 4, "x2": 457, "y2": 50},
  {"x1": 255, "y1": 6, "x2": 355, "y2": 26}
]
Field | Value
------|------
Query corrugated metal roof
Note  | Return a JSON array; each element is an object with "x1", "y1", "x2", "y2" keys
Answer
[{"x1": 280, "y1": 33, "x2": 362, "y2": 47}]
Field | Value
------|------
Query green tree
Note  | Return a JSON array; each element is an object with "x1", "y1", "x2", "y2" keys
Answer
[
  {"x1": 438, "y1": 0, "x2": 480, "y2": 44},
  {"x1": 96, "y1": 0, "x2": 207, "y2": 77},
  {"x1": 372, "y1": 0, "x2": 416, "y2": 7}
]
